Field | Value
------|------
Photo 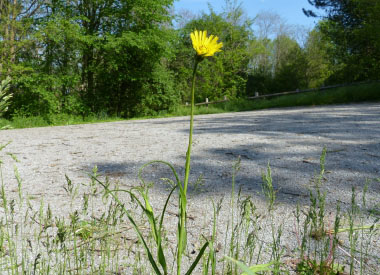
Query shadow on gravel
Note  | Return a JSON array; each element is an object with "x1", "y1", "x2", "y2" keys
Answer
[
  {"x1": 168, "y1": 106, "x2": 380, "y2": 141},
  {"x1": 85, "y1": 104, "x2": 380, "y2": 207},
  {"x1": 85, "y1": 144, "x2": 380, "y2": 208}
]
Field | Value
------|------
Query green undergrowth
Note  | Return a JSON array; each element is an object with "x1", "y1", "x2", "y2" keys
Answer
[
  {"x1": 1, "y1": 82, "x2": 379, "y2": 130},
  {"x1": 0, "y1": 113, "x2": 123, "y2": 130},
  {"x1": 170, "y1": 81, "x2": 380, "y2": 117}
]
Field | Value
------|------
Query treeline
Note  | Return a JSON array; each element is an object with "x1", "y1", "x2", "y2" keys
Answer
[{"x1": 0, "y1": 0, "x2": 379, "y2": 118}]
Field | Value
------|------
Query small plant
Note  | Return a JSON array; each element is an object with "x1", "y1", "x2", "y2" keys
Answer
[
  {"x1": 295, "y1": 148, "x2": 344, "y2": 274},
  {"x1": 296, "y1": 258, "x2": 345, "y2": 275},
  {"x1": 261, "y1": 162, "x2": 276, "y2": 212},
  {"x1": 224, "y1": 256, "x2": 274, "y2": 275}
]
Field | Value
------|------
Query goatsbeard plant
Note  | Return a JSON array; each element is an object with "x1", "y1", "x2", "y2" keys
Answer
[
  {"x1": 177, "y1": 30, "x2": 223, "y2": 274},
  {"x1": 96, "y1": 30, "x2": 223, "y2": 275}
]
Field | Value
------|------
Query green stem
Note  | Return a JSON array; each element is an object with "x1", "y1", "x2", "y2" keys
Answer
[
  {"x1": 183, "y1": 59, "x2": 199, "y2": 194},
  {"x1": 177, "y1": 58, "x2": 199, "y2": 275}
]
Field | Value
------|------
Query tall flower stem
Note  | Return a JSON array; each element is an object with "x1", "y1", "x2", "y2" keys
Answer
[
  {"x1": 184, "y1": 58, "x2": 199, "y2": 194},
  {"x1": 177, "y1": 29, "x2": 221, "y2": 274},
  {"x1": 177, "y1": 58, "x2": 199, "y2": 275}
]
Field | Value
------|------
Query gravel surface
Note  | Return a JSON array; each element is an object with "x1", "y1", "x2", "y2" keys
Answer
[{"x1": 1, "y1": 102, "x2": 379, "y2": 273}]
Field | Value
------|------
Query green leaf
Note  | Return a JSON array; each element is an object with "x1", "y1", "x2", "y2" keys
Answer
[
  {"x1": 224, "y1": 256, "x2": 274, "y2": 275},
  {"x1": 185, "y1": 241, "x2": 209, "y2": 275}
]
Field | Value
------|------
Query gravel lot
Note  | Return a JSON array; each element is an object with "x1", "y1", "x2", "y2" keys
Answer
[{"x1": 0, "y1": 102, "x2": 379, "y2": 273}]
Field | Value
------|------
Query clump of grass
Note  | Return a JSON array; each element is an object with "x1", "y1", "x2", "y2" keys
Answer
[
  {"x1": 261, "y1": 163, "x2": 284, "y2": 274},
  {"x1": 294, "y1": 148, "x2": 344, "y2": 274},
  {"x1": 294, "y1": 148, "x2": 380, "y2": 275},
  {"x1": 0, "y1": 142, "x2": 145, "y2": 273}
]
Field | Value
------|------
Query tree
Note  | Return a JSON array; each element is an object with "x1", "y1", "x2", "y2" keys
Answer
[
  {"x1": 89, "y1": 0, "x2": 178, "y2": 117},
  {"x1": 246, "y1": 11, "x2": 313, "y2": 95},
  {"x1": 273, "y1": 42, "x2": 308, "y2": 92},
  {"x1": 173, "y1": 2, "x2": 253, "y2": 102},
  {"x1": 304, "y1": 27, "x2": 334, "y2": 87},
  {"x1": 304, "y1": 0, "x2": 380, "y2": 81},
  {"x1": 5, "y1": 0, "x2": 179, "y2": 118},
  {"x1": 7, "y1": 0, "x2": 87, "y2": 116},
  {"x1": 253, "y1": 10, "x2": 290, "y2": 39},
  {"x1": 0, "y1": 0, "x2": 43, "y2": 75}
]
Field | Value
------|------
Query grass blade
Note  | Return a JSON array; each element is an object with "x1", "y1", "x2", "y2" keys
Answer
[
  {"x1": 185, "y1": 241, "x2": 209, "y2": 275},
  {"x1": 224, "y1": 256, "x2": 274, "y2": 275},
  {"x1": 138, "y1": 160, "x2": 181, "y2": 187},
  {"x1": 159, "y1": 185, "x2": 177, "y2": 231}
]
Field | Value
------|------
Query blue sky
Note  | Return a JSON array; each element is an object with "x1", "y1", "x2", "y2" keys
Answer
[{"x1": 174, "y1": 0, "x2": 320, "y2": 28}]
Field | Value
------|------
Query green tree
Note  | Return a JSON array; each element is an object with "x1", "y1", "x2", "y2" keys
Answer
[
  {"x1": 247, "y1": 34, "x2": 308, "y2": 94},
  {"x1": 90, "y1": 0, "x2": 177, "y2": 117},
  {"x1": 7, "y1": 0, "x2": 85, "y2": 117},
  {"x1": 273, "y1": 42, "x2": 308, "y2": 92},
  {"x1": 247, "y1": 11, "x2": 312, "y2": 95},
  {"x1": 304, "y1": 27, "x2": 334, "y2": 88},
  {"x1": 304, "y1": 0, "x2": 380, "y2": 81},
  {"x1": 97, "y1": 27, "x2": 178, "y2": 117},
  {"x1": 0, "y1": 0, "x2": 42, "y2": 76},
  {"x1": 5, "y1": 0, "x2": 178, "y2": 118},
  {"x1": 173, "y1": 2, "x2": 253, "y2": 103}
]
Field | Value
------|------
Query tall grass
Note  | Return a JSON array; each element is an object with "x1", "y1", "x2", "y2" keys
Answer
[{"x1": 0, "y1": 142, "x2": 379, "y2": 274}]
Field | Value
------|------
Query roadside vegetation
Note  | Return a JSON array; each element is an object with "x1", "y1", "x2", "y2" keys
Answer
[
  {"x1": 0, "y1": 81, "x2": 379, "y2": 130},
  {"x1": 169, "y1": 81, "x2": 380, "y2": 117}
]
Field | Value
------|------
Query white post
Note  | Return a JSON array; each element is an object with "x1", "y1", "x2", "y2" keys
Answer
[
  {"x1": 255, "y1": 92, "x2": 259, "y2": 97},
  {"x1": 205, "y1": 98, "x2": 209, "y2": 108}
]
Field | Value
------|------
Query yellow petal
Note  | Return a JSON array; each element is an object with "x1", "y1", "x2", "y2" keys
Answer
[
  {"x1": 202, "y1": 30, "x2": 207, "y2": 44},
  {"x1": 190, "y1": 32, "x2": 196, "y2": 49},
  {"x1": 206, "y1": 34, "x2": 214, "y2": 45}
]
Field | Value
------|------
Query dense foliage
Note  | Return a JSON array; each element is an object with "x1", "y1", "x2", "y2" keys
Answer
[
  {"x1": 1, "y1": 0, "x2": 178, "y2": 118},
  {"x1": 304, "y1": 0, "x2": 380, "y2": 82},
  {"x1": 0, "y1": 0, "x2": 378, "y2": 119}
]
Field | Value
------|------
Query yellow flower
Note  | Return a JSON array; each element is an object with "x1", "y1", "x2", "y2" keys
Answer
[{"x1": 190, "y1": 30, "x2": 223, "y2": 57}]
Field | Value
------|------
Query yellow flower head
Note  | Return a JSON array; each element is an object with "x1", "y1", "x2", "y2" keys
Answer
[{"x1": 190, "y1": 30, "x2": 223, "y2": 57}]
